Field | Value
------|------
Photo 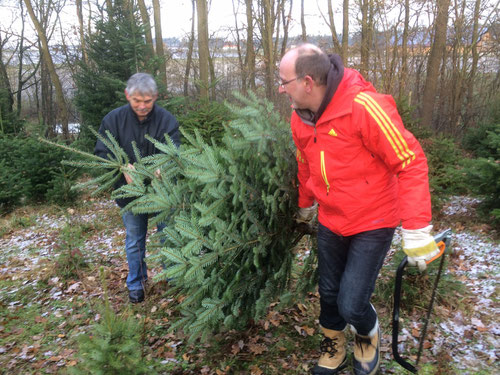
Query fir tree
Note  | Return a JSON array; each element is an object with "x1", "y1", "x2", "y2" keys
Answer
[
  {"x1": 43, "y1": 93, "x2": 317, "y2": 342},
  {"x1": 70, "y1": 270, "x2": 151, "y2": 375},
  {"x1": 115, "y1": 92, "x2": 316, "y2": 341}
]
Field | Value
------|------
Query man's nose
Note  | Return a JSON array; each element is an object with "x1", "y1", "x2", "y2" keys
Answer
[{"x1": 278, "y1": 85, "x2": 285, "y2": 94}]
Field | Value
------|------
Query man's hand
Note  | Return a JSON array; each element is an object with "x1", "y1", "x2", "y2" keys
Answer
[
  {"x1": 296, "y1": 202, "x2": 318, "y2": 224},
  {"x1": 401, "y1": 225, "x2": 440, "y2": 272},
  {"x1": 123, "y1": 163, "x2": 135, "y2": 184}
]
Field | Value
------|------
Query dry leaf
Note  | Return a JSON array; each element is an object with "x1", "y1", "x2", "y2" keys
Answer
[
  {"x1": 250, "y1": 365, "x2": 263, "y2": 375},
  {"x1": 248, "y1": 343, "x2": 267, "y2": 355}
]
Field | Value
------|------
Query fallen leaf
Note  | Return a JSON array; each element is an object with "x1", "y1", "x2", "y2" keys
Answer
[
  {"x1": 250, "y1": 365, "x2": 263, "y2": 375},
  {"x1": 248, "y1": 343, "x2": 267, "y2": 355}
]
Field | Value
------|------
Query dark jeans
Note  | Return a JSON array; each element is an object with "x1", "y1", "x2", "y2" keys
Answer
[
  {"x1": 122, "y1": 212, "x2": 165, "y2": 291},
  {"x1": 317, "y1": 223, "x2": 395, "y2": 336}
]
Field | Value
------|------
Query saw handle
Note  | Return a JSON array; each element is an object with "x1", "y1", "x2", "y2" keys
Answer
[
  {"x1": 426, "y1": 240, "x2": 446, "y2": 264},
  {"x1": 392, "y1": 229, "x2": 452, "y2": 373}
]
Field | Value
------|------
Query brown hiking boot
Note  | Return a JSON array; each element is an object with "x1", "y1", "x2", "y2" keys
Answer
[
  {"x1": 353, "y1": 328, "x2": 380, "y2": 375},
  {"x1": 311, "y1": 326, "x2": 347, "y2": 375}
]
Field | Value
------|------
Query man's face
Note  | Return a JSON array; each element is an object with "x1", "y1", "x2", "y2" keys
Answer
[
  {"x1": 278, "y1": 52, "x2": 307, "y2": 110},
  {"x1": 125, "y1": 91, "x2": 157, "y2": 121}
]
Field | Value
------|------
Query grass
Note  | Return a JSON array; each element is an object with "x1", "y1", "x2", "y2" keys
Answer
[{"x1": 0, "y1": 195, "x2": 497, "y2": 374}]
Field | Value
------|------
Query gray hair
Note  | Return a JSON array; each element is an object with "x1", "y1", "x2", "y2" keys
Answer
[{"x1": 126, "y1": 73, "x2": 158, "y2": 96}]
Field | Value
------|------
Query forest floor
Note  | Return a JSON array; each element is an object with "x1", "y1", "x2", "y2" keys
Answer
[{"x1": 0, "y1": 194, "x2": 498, "y2": 374}]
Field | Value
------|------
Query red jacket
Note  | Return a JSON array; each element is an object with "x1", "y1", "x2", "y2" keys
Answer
[{"x1": 291, "y1": 68, "x2": 431, "y2": 236}]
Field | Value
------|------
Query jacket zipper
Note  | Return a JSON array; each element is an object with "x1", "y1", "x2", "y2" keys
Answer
[{"x1": 320, "y1": 151, "x2": 330, "y2": 194}]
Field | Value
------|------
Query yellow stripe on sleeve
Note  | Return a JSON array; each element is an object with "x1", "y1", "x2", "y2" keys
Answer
[{"x1": 355, "y1": 93, "x2": 416, "y2": 168}]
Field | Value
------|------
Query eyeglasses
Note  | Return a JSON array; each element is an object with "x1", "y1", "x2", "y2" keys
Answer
[{"x1": 279, "y1": 76, "x2": 302, "y2": 88}]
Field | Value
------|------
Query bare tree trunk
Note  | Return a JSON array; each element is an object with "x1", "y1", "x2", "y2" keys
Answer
[
  {"x1": 105, "y1": 0, "x2": 113, "y2": 19},
  {"x1": 245, "y1": 0, "x2": 256, "y2": 91},
  {"x1": 466, "y1": 0, "x2": 482, "y2": 122},
  {"x1": 184, "y1": 0, "x2": 195, "y2": 97},
  {"x1": 137, "y1": 0, "x2": 155, "y2": 62},
  {"x1": 24, "y1": 0, "x2": 69, "y2": 139},
  {"x1": 327, "y1": 0, "x2": 342, "y2": 54},
  {"x1": 232, "y1": 0, "x2": 246, "y2": 92},
  {"x1": 359, "y1": 0, "x2": 374, "y2": 78},
  {"x1": 75, "y1": 0, "x2": 88, "y2": 65},
  {"x1": 196, "y1": 0, "x2": 210, "y2": 99},
  {"x1": 399, "y1": 0, "x2": 410, "y2": 99},
  {"x1": 0, "y1": 34, "x2": 14, "y2": 115},
  {"x1": 280, "y1": 0, "x2": 292, "y2": 58},
  {"x1": 420, "y1": 0, "x2": 451, "y2": 129},
  {"x1": 257, "y1": 0, "x2": 284, "y2": 101},
  {"x1": 300, "y1": 0, "x2": 306, "y2": 42},
  {"x1": 342, "y1": 0, "x2": 349, "y2": 61},
  {"x1": 153, "y1": 0, "x2": 167, "y2": 89}
]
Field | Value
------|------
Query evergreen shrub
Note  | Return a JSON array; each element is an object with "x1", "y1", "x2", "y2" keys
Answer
[
  {"x1": 462, "y1": 124, "x2": 500, "y2": 227},
  {"x1": 462, "y1": 122, "x2": 499, "y2": 158},
  {"x1": 0, "y1": 158, "x2": 25, "y2": 212},
  {"x1": 159, "y1": 96, "x2": 234, "y2": 144},
  {"x1": 419, "y1": 136, "x2": 469, "y2": 212},
  {"x1": 70, "y1": 300, "x2": 150, "y2": 375},
  {"x1": 0, "y1": 136, "x2": 81, "y2": 212}
]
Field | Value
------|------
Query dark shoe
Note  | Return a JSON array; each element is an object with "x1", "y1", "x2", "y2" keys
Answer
[
  {"x1": 353, "y1": 328, "x2": 380, "y2": 375},
  {"x1": 312, "y1": 326, "x2": 348, "y2": 374},
  {"x1": 129, "y1": 288, "x2": 145, "y2": 303}
]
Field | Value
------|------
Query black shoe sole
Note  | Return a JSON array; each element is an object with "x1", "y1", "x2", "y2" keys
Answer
[{"x1": 311, "y1": 355, "x2": 348, "y2": 374}]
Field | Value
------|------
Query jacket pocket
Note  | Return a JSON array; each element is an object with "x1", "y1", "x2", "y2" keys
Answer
[{"x1": 320, "y1": 151, "x2": 331, "y2": 194}]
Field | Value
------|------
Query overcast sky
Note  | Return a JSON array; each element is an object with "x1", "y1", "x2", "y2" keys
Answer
[{"x1": 2, "y1": 0, "x2": 341, "y2": 42}]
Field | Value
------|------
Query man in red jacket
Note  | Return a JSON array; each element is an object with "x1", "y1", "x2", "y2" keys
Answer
[{"x1": 278, "y1": 44, "x2": 440, "y2": 375}]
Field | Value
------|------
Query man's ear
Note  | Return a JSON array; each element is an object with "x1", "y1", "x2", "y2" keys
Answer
[
  {"x1": 303, "y1": 75, "x2": 314, "y2": 93},
  {"x1": 124, "y1": 89, "x2": 130, "y2": 100}
]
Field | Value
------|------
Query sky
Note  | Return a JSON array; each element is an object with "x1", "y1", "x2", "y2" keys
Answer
[
  {"x1": 159, "y1": 0, "x2": 339, "y2": 39},
  {"x1": 1, "y1": 0, "x2": 341, "y2": 42}
]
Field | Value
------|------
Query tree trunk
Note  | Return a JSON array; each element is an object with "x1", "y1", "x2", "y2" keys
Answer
[
  {"x1": 184, "y1": 0, "x2": 196, "y2": 96},
  {"x1": 399, "y1": 0, "x2": 410, "y2": 99},
  {"x1": 300, "y1": 0, "x2": 306, "y2": 42},
  {"x1": 0, "y1": 34, "x2": 14, "y2": 115},
  {"x1": 153, "y1": 0, "x2": 167, "y2": 89},
  {"x1": 245, "y1": 0, "x2": 256, "y2": 91},
  {"x1": 327, "y1": 0, "x2": 342, "y2": 54},
  {"x1": 24, "y1": 0, "x2": 69, "y2": 139},
  {"x1": 257, "y1": 0, "x2": 283, "y2": 101},
  {"x1": 342, "y1": 0, "x2": 349, "y2": 61},
  {"x1": 196, "y1": 0, "x2": 210, "y2": 99},
  {"x1": 466, "y1": 0, "x2": 482, "y2": 122},
  {"x1": 232, "y1": 0, "x2": 246, "y2": 92},
  {"x1": 75, "y1": 0, "x2": 89, "y2": 65},
  {"x1": 420, "y1": 0, "x2": 451, "y2": 129},
  {"x1": 359, "y1": 0, "x2": 374, "y2": 78},
  {"x1": 137, "y1": 0, "x2": 155, "y2": 62},
  {"x1": 279, "y1": 0, "x2": 292, "y2": 58}
]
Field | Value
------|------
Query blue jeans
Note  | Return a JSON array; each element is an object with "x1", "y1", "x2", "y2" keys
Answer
[
  {"x1": 317, "y1": 223, "x2": 395, "y2": 335},
  {"x1": 122, "y1": 212, "x2": 165, "y2": 291}
]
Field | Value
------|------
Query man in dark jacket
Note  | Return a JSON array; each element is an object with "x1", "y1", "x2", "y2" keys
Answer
[{"x1": 95, "y1": 72, "x2": 181, "y2": 303}]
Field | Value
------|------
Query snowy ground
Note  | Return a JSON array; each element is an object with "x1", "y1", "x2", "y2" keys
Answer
[{"x1": 0, "y1": 196, "x2": 498, "y2": 374}]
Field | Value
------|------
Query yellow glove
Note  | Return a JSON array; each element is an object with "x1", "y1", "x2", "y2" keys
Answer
[
  {"x1": 296, "y1": 202, "x2": 318, "y2": 224},
  {"x1": 401, "y1": 225, "x2": 440, "y2": 272}
]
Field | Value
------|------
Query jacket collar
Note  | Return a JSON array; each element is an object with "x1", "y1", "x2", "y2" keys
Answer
[{"x1": 295, "y1": 54, "x2": 344, "y2": 125}]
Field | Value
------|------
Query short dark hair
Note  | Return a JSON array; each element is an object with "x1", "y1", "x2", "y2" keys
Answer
[{"x1": 294, "y1": 45, "x2": 330, "y2": 86}]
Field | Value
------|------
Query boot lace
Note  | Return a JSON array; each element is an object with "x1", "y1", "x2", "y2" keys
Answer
[
  {"x1": 354, "y1": 334, "x2": 373, "y2": 356},
  {"x1": 320, "y1": 337, "x2": 339, "y2": 358}
]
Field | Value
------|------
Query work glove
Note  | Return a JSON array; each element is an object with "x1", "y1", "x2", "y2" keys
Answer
[
  {"x1": 296, "y1": 202, "x2": 318, "y2": 224},
  {"x1": 401, "y1": 225, "x2": 440, "y2": 272}
]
